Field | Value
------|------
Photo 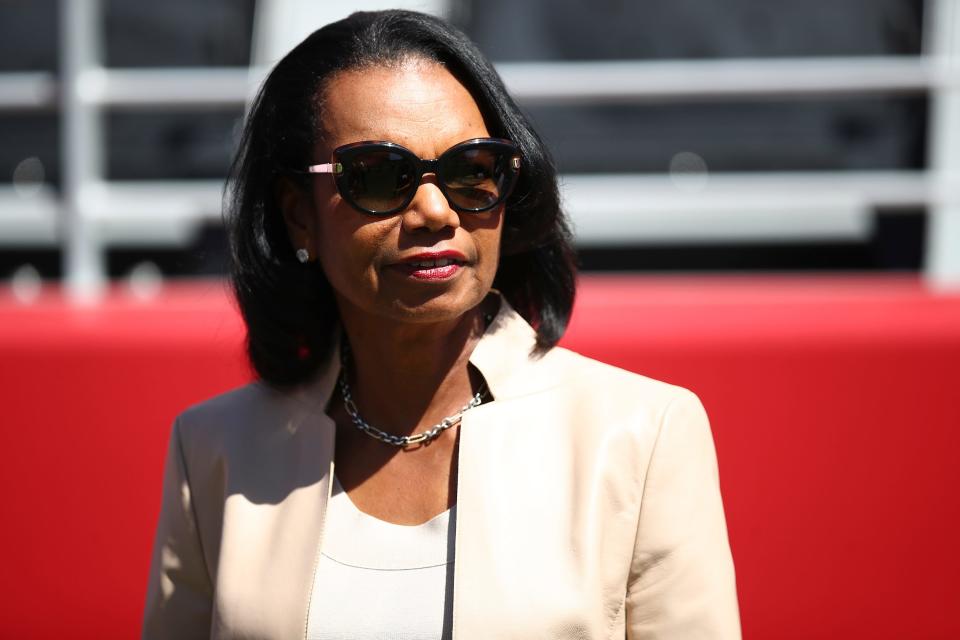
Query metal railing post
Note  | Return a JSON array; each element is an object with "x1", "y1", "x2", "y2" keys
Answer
[
  {"x1": 61, "y1": 0, "x2": 106, "y2": 300},
  {"x1": 925, "y1": 0, "x2": 960, "y2": 288}
]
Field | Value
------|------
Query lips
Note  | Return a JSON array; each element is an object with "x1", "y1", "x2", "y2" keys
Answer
[{"x1": 391, "y1": 251, "x2": 467, "y2": 281}]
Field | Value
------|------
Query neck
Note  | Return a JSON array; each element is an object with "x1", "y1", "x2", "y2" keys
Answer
[{"x1": 336, "y1": 300, "x2": 491, "y2": 437}]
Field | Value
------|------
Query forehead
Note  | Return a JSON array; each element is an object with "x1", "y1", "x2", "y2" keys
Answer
[{"x1": 317, "y1": 60, "x2": 491, "y2": 157}]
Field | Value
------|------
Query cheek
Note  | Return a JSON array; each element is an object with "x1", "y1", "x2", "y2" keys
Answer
[
  {"x1": 480, "y1": 233, "x2": 502, "y2": 275},
  {"x1": 314, "y1": 211, "x2": 393, "y2": 291},
  {"x1": 317, "y1": 226, "x2": 364, "y2": 276},
  {"x1": 472, "y1": 217, "x2": 504, "y2": 283},
  {"x1": 312, "y1": 191, "x2": 356, "y2": 266}
]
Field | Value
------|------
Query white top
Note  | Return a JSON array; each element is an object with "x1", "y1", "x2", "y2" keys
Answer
[{"x1": 306, "y1": 475, "x2": 455, "y2": 640}]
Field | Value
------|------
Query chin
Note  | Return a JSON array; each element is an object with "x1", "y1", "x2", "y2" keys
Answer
[
  {"x1": 370, "y1": 284, "x2": 486, "y2": 325},
  {"x1": 391, "y1": 293, "x2": 483, "y2": 324},
  {"x1": 334, "y1": 269, "x2": 495, "y2": 327}
]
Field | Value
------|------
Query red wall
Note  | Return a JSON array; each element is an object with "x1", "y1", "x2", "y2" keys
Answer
[{"x1": 1, "y1": 275, "x2": 958, "y2": 638}]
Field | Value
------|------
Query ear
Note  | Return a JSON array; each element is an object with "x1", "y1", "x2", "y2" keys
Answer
[{"x1": 275, "y1": 177, "x2": 315, "y2": 258}]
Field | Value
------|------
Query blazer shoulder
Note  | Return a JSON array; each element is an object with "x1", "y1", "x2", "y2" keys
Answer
[
  {"x1": 178, "y1": 381, "x2": 272, "y2": 428},
  {"x1": 541, "y1": 345, "x2": 697, "y2": 407},
  {"x1": 174, "y1": 381, "x2": 315, "y2": 453}
]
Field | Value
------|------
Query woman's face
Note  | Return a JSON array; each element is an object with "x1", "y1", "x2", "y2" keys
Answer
[{"x1": 294, "y1": 60, "x2": 503, "y2": 327}]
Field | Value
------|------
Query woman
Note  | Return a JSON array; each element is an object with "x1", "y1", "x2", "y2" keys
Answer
[{"x1": 143, "y1": 9, "x2": 739, "y2": 639}]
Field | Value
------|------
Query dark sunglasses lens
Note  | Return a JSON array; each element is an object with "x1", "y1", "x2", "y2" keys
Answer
[
  {"x1": 441, "y1": 146, "x2": 516, "y2": 211},
  {"x1": 341, "y1": 150, "x2": 415, "y2": 213}
]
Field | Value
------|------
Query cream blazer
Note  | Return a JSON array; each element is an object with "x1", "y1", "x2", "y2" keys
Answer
[{"x1": 143, "y1": 299, "x2": 741, "y2": 639}]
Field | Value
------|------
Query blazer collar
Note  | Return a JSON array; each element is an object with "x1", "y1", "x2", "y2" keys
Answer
[{"x1": 468, "y1": 295, "x2": 559, "y2": 401}]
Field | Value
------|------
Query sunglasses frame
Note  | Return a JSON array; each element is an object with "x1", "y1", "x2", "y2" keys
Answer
[{"x1": 306, "y1": 137, "x2": 521, "y2": 216}]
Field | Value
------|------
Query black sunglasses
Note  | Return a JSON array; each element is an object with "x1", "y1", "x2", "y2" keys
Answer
[{"x1": 307, "y1": 137, "x2": 521, "y2": 216}]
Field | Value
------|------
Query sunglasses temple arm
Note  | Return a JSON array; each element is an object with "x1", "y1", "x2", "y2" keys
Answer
[{"x1": 307, "y1": 163, "x2": 336, "y2": 174}]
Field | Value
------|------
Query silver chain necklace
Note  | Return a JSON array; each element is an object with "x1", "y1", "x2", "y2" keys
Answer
[{"x1": 338, "y1": 347, "x2": 486, "y2": 448}]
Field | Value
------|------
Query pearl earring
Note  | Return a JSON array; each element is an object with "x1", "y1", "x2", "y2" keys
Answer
[{"x1": 296, "y1": 248, "x2": 310, "y2": 263}]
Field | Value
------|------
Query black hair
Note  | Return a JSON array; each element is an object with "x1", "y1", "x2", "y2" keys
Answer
[{"x1": 226, "y1": 9, "x2": 577, "y2": 388}]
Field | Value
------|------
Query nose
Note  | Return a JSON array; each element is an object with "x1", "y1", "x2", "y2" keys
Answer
[{"x1": 400, "y1": 178, "x2": 460, "y2": 233}]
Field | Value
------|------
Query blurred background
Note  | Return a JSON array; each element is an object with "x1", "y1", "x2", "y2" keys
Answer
[
  {"x1": 1, "y1": 1, "x2": 958, "y2": 638},
  {"x1": 3, "y1": 0, "x2": 958, "y2": 286}
]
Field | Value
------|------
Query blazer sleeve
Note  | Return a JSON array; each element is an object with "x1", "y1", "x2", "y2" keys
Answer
[
  {"x1": 625, "y1": 389, "x2": 741, "y2": 639},
  {"x1": 142, "y1": 418, "x2": 213, "y2": 640}
]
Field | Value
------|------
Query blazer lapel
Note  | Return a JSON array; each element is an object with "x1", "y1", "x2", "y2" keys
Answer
[{"x1": 210, "y1": 353, "x2": 340, "y2": 639}]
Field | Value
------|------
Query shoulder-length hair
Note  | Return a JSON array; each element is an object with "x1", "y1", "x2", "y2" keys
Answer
[{"x1": 227, "y1": 9, "x2": 577, "y2": 388}]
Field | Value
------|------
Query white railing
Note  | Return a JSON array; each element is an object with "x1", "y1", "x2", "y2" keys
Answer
[
  {"x1": 0, "y1": 0, "x2": 957, "y2": 297},
  {"x1": 4, "y1": 55, "x2": 954, "y2": 112},
  {"x1": 925, "y1": 0, "x2": 960, "y2": 288}
]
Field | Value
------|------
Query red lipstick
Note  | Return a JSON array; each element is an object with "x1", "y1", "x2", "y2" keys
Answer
[{"x1": 392, "y1": 250, "x2": 467, "y2": 281}]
